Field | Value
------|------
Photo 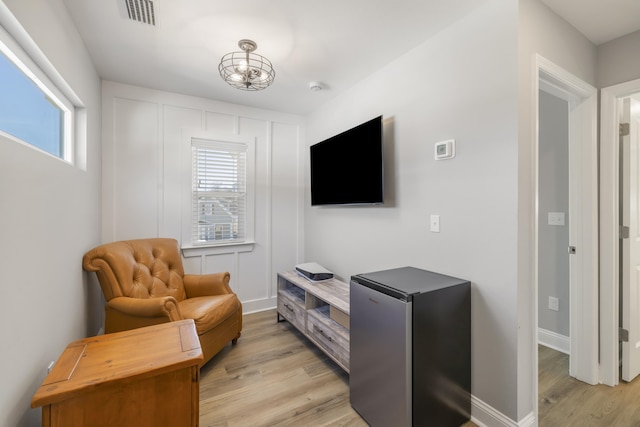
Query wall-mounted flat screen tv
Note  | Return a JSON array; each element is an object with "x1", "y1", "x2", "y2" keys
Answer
[{"x1": 310, "y1": 116, "x2": 383, "y2": 206}]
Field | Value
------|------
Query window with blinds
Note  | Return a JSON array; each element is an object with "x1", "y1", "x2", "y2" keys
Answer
[{"x1": 191, "y1": 139, "x2": 247, "y2": 245}]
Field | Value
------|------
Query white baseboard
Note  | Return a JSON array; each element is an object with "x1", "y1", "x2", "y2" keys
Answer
[
  {"x1": 242, "y1": 296, "x2": 277, "y2": 314},
  {"x1": 538, "y1": 327, "x2": 570, "y2": 354},
  {"x1": 471, "y1": 395, "x2": 535, "y2": 427},
  {"x1": 518, "y1": 412, "x2": 536, "y2": 427}
]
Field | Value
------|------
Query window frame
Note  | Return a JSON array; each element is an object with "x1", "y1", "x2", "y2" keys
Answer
[
  {"x1": 181, "y1": 131, "x2": 255, "y2": 255},
  {"x1": 0, "y1": 23, "x2": 75, "y2": 164}
]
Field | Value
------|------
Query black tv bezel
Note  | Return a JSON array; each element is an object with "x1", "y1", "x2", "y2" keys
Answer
[{"x1": 310, "y1": 116, "x2": 384, "y2": 207}]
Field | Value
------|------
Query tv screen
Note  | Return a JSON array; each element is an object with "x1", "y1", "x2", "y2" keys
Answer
[{"x1": 310, "y1": 116, "x2": 383, "y2": 206}]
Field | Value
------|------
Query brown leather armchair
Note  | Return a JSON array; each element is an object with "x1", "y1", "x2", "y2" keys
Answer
[{"x1": 82, "y1": 238, "x2": 242, "y2": 365}]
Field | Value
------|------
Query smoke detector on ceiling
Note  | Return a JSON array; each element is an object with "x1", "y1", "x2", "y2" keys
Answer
[
  {"x1": 119, "y1": 0, "x2": 156, "y2": 26},
  {"x1": 309, "y1": 82, "x2": 323, "y2": 92}
]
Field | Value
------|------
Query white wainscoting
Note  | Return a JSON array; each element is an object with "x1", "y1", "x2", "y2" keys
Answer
[{"x1": 101, "y1": 81, "x2": 305, "y2": 313}]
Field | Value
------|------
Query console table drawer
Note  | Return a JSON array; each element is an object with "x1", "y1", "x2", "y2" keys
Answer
[
  {"x1": 278, "y1": 291, "x2": 305, "y2": 332},
  {"x1": 307, "y1": 307, "x2": 349, "y2": 370}
]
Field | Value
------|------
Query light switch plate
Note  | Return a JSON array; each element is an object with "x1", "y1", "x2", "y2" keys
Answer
[
  {"x1": 430, "y1": 214, "x2": 440, "y2": 233},
  {"x1": 435, "y1": 140, "x2": 455, "y2": 160}
]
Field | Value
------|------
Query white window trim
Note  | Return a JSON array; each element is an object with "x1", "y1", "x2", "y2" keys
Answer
[
  {"x1": 181, "y1": 130, "x2": 256, "y2": 254},
  {"x1": 0, "y1": 22, "x2": 75, "y2": 164},
  {"x1": 181, "y1": 241, "x2": 255, "y2": 258}
]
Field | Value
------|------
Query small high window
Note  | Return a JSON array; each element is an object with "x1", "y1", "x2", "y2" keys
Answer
[{"x1": 0, "y1": 31, "x2": 74, "y2": 162}]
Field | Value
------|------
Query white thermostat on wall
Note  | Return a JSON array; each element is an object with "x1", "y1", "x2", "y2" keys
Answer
[{"x1": 434, "y1": 139, "x2": 455, "y2": 160}]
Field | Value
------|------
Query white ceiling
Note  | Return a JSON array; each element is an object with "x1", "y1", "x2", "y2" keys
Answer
[{"x1": 61, "y1": 0, "x2": 640, "y2": 115}]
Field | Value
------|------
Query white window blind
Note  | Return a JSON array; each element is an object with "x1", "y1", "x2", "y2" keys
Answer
[{"x1": 191, "y1": 139, "x2": 247, "y2": 245}]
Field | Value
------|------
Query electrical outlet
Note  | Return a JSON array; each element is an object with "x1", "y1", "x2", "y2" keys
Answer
[
  {"x1": 548, "y1": 212, "x2": 565, "y2": 226},
  {"x1": 548, "y1": 296, "x2": 559, "y2": 312}
]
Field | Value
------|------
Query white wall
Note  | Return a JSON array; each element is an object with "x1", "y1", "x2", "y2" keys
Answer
[
  {"x1": 0, "y1": 0, "x2": 102, "y2": 425},
  {"x1": 597, "y1": 30, "x2": 640, "y2": 88},
  {"x1": 101, "y1": 82, "x2": 305, "y2": 312},
  {"x1": 306, "y1": 0, "x2": 521, "y2": 422},
  {"x1": 518, "y1": 0, "x2": 597, "y2": 421}
]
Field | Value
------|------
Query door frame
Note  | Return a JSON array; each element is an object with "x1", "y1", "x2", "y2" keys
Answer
[
  {"x1": 600, "y1": 78, "x2": 640, "y2": 386},
  {"x1": 533, "y1": 55, "x2": 599, "y2": 408}
]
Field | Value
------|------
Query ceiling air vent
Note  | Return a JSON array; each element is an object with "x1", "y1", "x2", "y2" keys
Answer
[{"x1": 123, "y1": 0, "x2": 156, "y2": 26}]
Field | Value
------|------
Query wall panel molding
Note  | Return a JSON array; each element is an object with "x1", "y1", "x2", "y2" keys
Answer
[{"x1": 102, "y1": 81, "x2": 305, "y2": 309}]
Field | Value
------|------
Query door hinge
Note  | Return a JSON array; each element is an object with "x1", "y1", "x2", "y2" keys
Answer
[
  {"x1": 620, "y1": 123, "x2": 630, "y2": 137},
  {"x1": 621, "y1": 225, "x2": 630, "y2": 239},
  {"x1": 620, "y1": 328, "x2": 630, "y2": 342},
  {"x1": 568, "y1": 246, "x2": 576, "y2": 254}
]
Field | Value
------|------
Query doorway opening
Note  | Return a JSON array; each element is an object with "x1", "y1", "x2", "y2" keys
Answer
[
  {"x1": 533, "y1": 55, "x2": 598, "y2": 418},
  {"x1": 601, "y1": 80, "x2": 640, "y2": 386},
  {"x1": 537, "y1": 87, "x2": 570, "y2": 357}
]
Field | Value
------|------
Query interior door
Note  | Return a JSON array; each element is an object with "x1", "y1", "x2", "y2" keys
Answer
[{"x1": 621, "y1": 96, "x2": 640, "y2": 382}]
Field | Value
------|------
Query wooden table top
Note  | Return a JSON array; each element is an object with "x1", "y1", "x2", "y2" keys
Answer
[{"x1": 31, "y1": 320, "x2": 203, "y2": 408}]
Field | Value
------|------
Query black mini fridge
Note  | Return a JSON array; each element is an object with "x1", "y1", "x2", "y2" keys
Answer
[{"x1": 350, "y1": 267, "x2": 471, "y2": 427}]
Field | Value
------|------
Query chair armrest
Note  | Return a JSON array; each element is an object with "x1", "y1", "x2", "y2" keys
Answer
[
  {"x1": 183, "y1": 272, "x2": 233, "y2": 298},
  {"x1": 106, "y1": 296, "x2": 183, "y2": 321}
]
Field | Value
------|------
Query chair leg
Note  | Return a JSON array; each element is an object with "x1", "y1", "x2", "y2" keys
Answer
[{"x1": 232, "y1": 332, "x2": 241, "y2": 345}]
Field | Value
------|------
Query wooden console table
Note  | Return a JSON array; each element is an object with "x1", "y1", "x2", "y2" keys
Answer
[
  {"x1": 31, "y1": 320, "x2": 203, "y2": 427},
  {"x1": 277, "y1": 270, "x2": 350, "y2": 372}
]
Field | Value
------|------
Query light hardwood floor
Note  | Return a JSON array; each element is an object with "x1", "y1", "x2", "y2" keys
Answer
[
  {"x1": 200, "y1": 311, "x2": 640, "y2": 426},
  {"x1": 538, "y1": 345, "x2": 640, "y2": 426},
  {"x1": 199, "y1": 309, "x2": 475, "y2": 426}
]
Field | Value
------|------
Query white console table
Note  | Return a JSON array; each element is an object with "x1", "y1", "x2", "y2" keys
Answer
[{"x1": 277, "y1": 271, "x2": 350, "y2": 372}]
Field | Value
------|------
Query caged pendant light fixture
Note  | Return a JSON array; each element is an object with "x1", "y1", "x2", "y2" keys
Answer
[{"x1": 218, "y1": 39, "x2": 275, "y2": 91}]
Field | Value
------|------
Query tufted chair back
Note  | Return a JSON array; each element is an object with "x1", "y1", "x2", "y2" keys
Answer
[{"x1": 83, "y1": 238, "x2": 187, "y2": 302}]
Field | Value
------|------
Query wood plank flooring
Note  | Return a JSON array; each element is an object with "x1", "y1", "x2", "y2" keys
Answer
[
  {"x1": 538, "y1": 344, "x2": 640, "y2": 426},
  {"x1": 199, "y1": 309, "x2": 364, "y2": 426},
  {"x1": 200, "y1": 312, "x2": 640, "y2": 426},
  {"x1": 199, "y1": 309, "x2": 475, "y2": 426}
]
